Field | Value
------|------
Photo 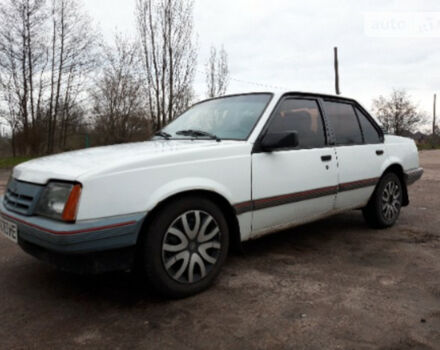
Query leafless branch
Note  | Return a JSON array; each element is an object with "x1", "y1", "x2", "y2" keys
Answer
[{"x1": 372, "y1": 89, "x2": 426, "y2": 135}]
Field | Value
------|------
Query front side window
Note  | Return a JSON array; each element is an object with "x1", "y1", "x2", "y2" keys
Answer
[
  {"x1": 355, "y1": 107, "x2": 381, "y2": 144},
  {"x1": 324, "y1": 101, "x2": 362, "y2": 146},
  {"x1": 266, "y1": 98, "x2": 326, "y2": 149},
  {"x1": 162, "y1": 94, "x2": 272, "y2": 140}
]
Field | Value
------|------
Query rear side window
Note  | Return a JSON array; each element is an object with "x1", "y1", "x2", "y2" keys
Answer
[
  {"x1": 355, "y1": 107, "x2": 381, "y2": 144},
  {"x1": 267, "y1": 99, "x2": 326, "y2": 149},
  {"x1": 324, "y1": 101, "x2": 362, "y2": 146}
]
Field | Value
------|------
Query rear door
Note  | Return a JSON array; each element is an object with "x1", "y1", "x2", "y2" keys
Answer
[
  {"x1": 322, "y1": 100, "x2": 384, "y2": 210},
  {"x1": 251, "y1": 97, "x2": 338, "y2": 233}
]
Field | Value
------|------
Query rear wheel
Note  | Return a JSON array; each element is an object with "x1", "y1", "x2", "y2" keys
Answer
[
  {"x1": 141, "y1": 196, "x2": 229, "y2": 298},
  {"x1": 363, "y1": 172, "x2": 403, "y2": 229}
]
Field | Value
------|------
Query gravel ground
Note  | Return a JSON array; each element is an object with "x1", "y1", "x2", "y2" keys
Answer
[{"x1": 0, "y1": 151, "x2": 439, "y2": 350}]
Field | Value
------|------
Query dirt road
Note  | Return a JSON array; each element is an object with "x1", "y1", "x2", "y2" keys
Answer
[{"x1": 0, "y1": 151, "x2": 439, "y2": 349}]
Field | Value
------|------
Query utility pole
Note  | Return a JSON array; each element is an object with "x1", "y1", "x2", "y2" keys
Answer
[
  {"x1": 433, "y1": 93, "x2": 437, "y2": 136},
  {"x1": 334, "y1": 47, "x2": 340, "y2": 95}
]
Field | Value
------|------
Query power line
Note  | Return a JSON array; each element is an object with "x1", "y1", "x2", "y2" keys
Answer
[
  {"x1": 195, "y1": 69, "x2": 289, "y2": 91},
  {"x1": 228, "y1": 76, "x2": 290, "y2": 91}
]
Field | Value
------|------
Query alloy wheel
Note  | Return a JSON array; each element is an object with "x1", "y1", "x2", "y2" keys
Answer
[
  {"x1": 381, "y1": 180, "x2": 401, "y2": 222},
  {"x1": 161, "y1": 210, "x2": 222, "y2": 284}
]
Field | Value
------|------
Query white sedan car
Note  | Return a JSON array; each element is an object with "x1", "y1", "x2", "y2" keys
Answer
[{"x1": 0, "y1": 92, "x2": 423, "y2": 297}]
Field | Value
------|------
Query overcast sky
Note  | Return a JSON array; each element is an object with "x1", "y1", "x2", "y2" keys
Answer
[{"x1": 84, "y1": 0, "x2": 440, "y2": 130}]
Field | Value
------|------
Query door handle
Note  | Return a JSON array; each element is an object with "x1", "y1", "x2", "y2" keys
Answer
[
  {"x1": 321, "y1": 155, "x2": 332, "y2": 162},
  {"x1": 376, "y1": 150, "x2": 384, "y2": 156}
]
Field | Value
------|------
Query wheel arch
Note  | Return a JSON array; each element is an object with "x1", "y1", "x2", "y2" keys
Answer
[
  {"x1": 137, "y1": 189, "x2": 242, "y2": 253},
  {"x1": 380, "y1": 163, "x2": 409, "y2": 206}
]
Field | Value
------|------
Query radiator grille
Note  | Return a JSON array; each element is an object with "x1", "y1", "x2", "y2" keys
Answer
[{"x1": 3, "y1": 178, "x2": 44, "y2": 215}]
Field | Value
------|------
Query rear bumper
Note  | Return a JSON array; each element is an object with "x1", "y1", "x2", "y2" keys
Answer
[
  {"x1": 405, "y1": 167, "x2": 424, "y2": 186},
  {"x1": 0, "y1": 199, "x2": 146, "y2": 273}
]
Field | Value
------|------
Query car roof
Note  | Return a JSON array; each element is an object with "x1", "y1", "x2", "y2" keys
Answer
[
  {"x1": 278, "y1": 90, "x2": 356, "y2": 101},
  {"x1": 220, "y1": 90, "x2": 357, "y2": 103},
  {"x1": 214, "y1": 90, "x2": 382, "y2": 128}
]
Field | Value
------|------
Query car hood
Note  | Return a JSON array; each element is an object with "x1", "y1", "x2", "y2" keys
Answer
[{"x1": 13, "y1": 140, "x2": 242, "y2": 184}]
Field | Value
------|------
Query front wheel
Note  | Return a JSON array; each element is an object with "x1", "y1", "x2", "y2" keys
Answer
[
  {"x1": 141, "y1": 196, "x2": 229, "y2": 298},
  {"x1": 363, "y1": 172, "x2": 403, "y2": 229}
]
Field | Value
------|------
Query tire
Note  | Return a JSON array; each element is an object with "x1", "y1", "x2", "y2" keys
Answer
[
  {"x1": 141, "y1": 196, "x2": 229, "y2": 298},
  {"x1": 362, "y1": 172, "x2": 403, "y2": 229}
]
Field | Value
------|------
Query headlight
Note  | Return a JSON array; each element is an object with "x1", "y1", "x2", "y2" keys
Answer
[{"x1": 35, "y1": 182, "x2": 82, "y2": 222}]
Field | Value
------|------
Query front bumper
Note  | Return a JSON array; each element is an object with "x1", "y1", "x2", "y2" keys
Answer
[
  {"x1": 19, "y1": 239, "x2": 137, "y2": 274},
  {"x1": 405, "y1": 167, "x2": 424, "y2": 186},
  {"x1": 0, "y1": 199, "x2": 146, "y2": 273}
]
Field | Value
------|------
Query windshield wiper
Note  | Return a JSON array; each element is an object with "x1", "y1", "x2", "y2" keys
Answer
[
  {"x1": 154, "y1": 131, "x2": 172, "y2": 140},
  {"x1": 175, "y1": 129, "x2": 221, "y2": 142}
]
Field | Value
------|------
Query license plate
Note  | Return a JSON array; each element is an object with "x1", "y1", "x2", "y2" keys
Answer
[{"x1": 0, "y1": 217, "x2": 18, "y2": 244}]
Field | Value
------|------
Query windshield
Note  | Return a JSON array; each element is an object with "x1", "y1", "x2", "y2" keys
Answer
[{"x1": 161, "y1": 94, "x2": 273, "y2": 140}]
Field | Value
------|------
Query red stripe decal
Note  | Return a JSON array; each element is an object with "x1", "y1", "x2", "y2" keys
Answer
[
  {"x1": 234, "y1": 177, "x2": 379, "y2": 214},
  {"x1": 255, "y1": 185, "x2": 338, "y2": 205},
  {"x1": 234, "y1": 201, "x2": 253, "y2": 208},
  {"x1": 0, "y1": 211, "x2": 137, "y2": 236},
  {"x1": 338, "y1": 177, "x2": 379, "y2": 191}
]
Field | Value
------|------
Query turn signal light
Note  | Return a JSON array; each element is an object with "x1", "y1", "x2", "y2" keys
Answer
[{"x1": 62, "y1": 184, "x2": 82, "y2": 222}]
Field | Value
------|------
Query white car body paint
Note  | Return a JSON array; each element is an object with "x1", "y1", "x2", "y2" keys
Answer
[
  {"x1": 382, "y1": 135, "x2": 420, "y2": 172},
  {"x1": 12, "y1": 91, "x2": 422, "y2": 242},
  {"x1": 333, "y1": 143, "x2": 382, "y2": 210},
  {"x1": 251, "y1": 147, "x2": 338, "y2": 237}
]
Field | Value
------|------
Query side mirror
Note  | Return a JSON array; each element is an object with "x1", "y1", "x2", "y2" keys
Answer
[{"x1": 260, "y1": 131, "x2": 299, "y2": 152}]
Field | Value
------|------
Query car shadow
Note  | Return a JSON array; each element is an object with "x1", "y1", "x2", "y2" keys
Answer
[
  {"x1": 12, "y1": 210, "x2": 370, "y2": 305},
  {"x1": 240, "y1": 210, "x2": 369, "y2": 257}
]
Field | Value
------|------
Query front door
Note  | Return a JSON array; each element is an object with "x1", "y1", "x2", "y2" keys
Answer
[{"x1": 251, "y1": 97, "x2": 338, "y2": 234}]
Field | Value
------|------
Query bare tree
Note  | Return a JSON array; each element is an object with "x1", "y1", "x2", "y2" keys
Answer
[
  {"x1": 136, "y1": 0, "x2": 197, "y2": 130},
  {"x1": 91, "y1": 35, "x2": 150, "y2": 145},
  {"x1": 205, "y1": 45, "x2": 229, "y2": 98},
  {"x1": 372, "y1": 89, "x2": 426, "y2": 135},
  {"x1": 46, "y1": 0, "x2": 98, "y2": 153},
  {"x1": 0, "y1": 78, "x2": 21, "y2": 156},
  {"x1": 0, "y1": 0, "x2": 47, "y2": 155},
  {"x1": 0, "y1": 0, "x2": 97, "y2": 155}
]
